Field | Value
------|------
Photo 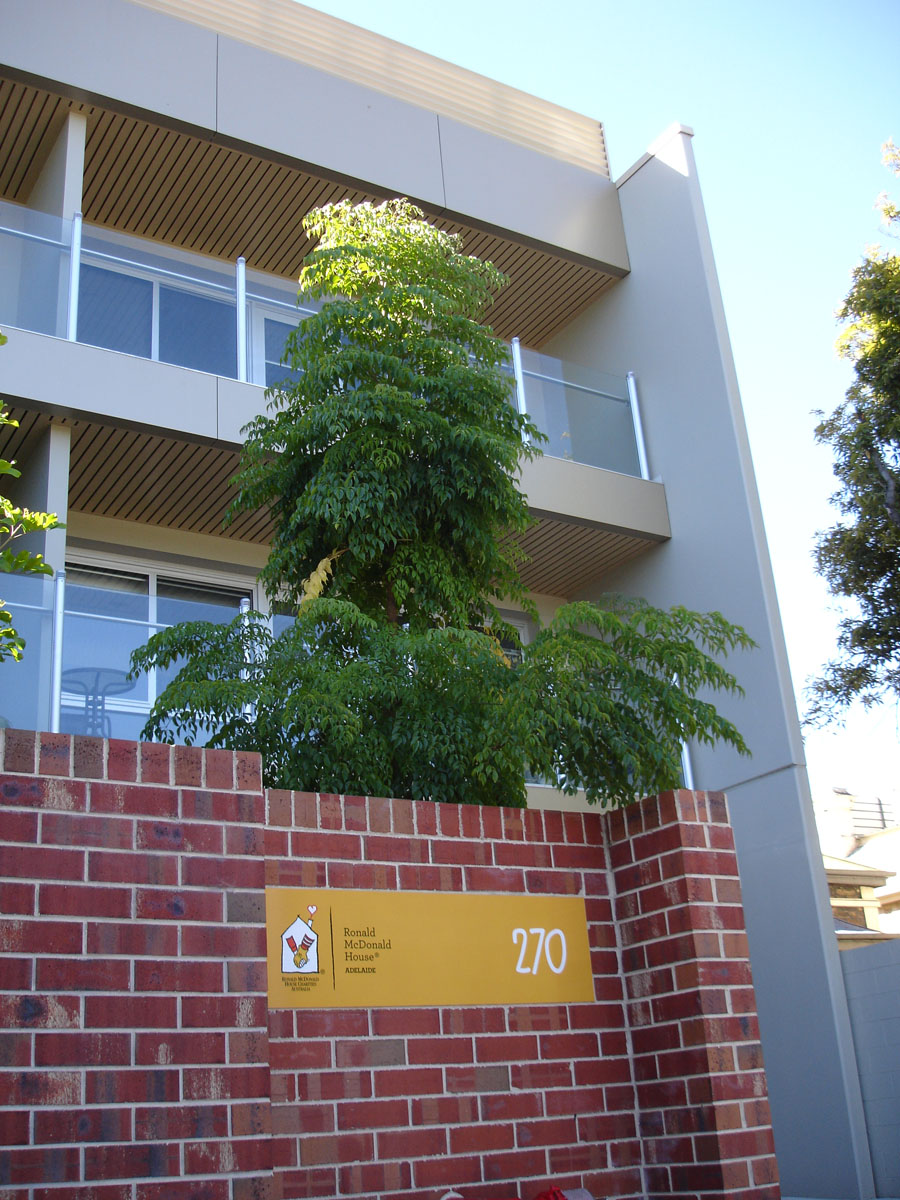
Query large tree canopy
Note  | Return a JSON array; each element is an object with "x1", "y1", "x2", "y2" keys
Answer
[
  {"x1": 809, "y1": 144, "x2": 900, "y2": 723},
  {"x1": 134, "y1": 199, "x2": 752, "y2": 806}
]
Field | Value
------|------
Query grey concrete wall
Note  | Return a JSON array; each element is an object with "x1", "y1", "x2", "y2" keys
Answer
[
  {"x1": 543, "y1": 126, "x2": 874, "y2": 1199},
  {"x1": 842, "y1": 940, "x2": 900, "y2": 1197},
  {"x1": 545, "y1": 127, "x2": 801, "y2": 788},
  {"x1": 0, "y1": 0, "x2": 629, "y2": 273},
  {"x1": 24, "y1": 111, "x2": 86, "y2": 219}
]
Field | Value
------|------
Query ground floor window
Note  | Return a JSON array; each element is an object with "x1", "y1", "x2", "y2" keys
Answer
[{"x1": 61, "y1": 557, "x2": 255, "y2": 740}]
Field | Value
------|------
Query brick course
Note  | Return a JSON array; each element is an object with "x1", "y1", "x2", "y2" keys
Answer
[{"x1": 0, "y1": 730, "x2": 779, "y2": 1200}]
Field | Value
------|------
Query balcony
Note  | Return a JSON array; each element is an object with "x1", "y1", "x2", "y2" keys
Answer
[{"x1": 0, "y1": 198, "x2": 648, "y2": 479}]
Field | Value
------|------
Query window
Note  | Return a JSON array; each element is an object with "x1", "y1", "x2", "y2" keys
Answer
[
  {"x1": 61, "y1": 559, "x2": 253, "y2": 741},
  {"x1": 77, "y1": 262, "x2": 237, "y2": 377}
]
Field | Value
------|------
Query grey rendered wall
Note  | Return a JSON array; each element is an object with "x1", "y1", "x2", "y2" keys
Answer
[
  {"x1": 543, "y1": 127, "x2": 874, "y2": 1199},
  {"x1": 842, "y1": 941, "x2": 900, "y2": 1197}
]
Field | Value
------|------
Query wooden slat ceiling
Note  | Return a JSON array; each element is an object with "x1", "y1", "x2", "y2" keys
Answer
[
  {"x1": 514, "y1": 520, "x2": 654, "y2": 597},
  {"x1": 0, "y1": 77, "x2": 617, "y2": 347},
  {"x1": 0, "y1": 411, "x2": 657, "y2": 597}
]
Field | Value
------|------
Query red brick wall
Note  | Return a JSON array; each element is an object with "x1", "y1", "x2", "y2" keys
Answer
[{"x1": 0, "y1": 730, "x2": 780, "y2": 1200}]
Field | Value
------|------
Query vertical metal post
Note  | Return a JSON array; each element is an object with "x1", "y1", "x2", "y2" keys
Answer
[
  {"x1": 240, "y1": 595, "x2": 254, "y2": 720},
  {"x1": 626, "y1": 370, "x2": 651, "y2": 480},
  {"x1": 680, "y1": 740, "x2": 695, "y2": 791},
  {"x1": 236, "y1": 256, "x2": 247, "y2": 382},
  {"x1": 66, "y1": 212, "x2": 82, "y2": 342},
  {"x1": 510, "y1": 336, "x2": 529, "y2": 443},
  {"x1": 50, "y1": 569, "x2": 66, "y2": 733}
]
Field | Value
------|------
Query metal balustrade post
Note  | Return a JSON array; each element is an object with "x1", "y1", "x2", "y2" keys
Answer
[
  {"x1": 236, "y1": 256, "x2": 247, "y2": 382},
  {"x1": 50, "y1": 569, "x2": 66, "y2": 733},
  {"x1": 66, "y1": 213, "x2": 82, "y2": 342},
  {"x1": 510, "y1": 336, "x2": 529, "y2": 443},
  {"x1": 680, "y1": 740, "x2": 695, "y2": 790},
  {"x1": 240, "y1": 596, "x2": 254, "y2": 720},
  {"x1": 626, "y1": 370, "x2": 651, "y2": 480}
]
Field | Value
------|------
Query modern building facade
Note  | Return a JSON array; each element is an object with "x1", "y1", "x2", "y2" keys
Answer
[{"x1": 0, "y1": 1, "x2": 877, "y2": 1195}]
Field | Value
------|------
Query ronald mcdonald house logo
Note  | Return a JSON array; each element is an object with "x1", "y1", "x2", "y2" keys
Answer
[{"x1": 281, "y1": 904, "x2": 319, "y2": 974}]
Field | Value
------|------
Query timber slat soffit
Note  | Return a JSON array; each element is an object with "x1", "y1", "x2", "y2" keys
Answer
[
  {"x1": 514, "y1": 519, "x2": 654, "y2": 596},
  {"x1": 131, "y1": 0, "x2": 610, "y2": 177},
  {"x1": 0, "y1": 78, "x2": 616, "y2": 347}
]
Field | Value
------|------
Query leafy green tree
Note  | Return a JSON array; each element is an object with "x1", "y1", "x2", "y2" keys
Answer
[
  {"x1": 809, "y1": 143, "x2": 900, "y2": 723},
  {"x1": 133, "y1": 199, "x2": 752, "y2": 806},
  {"x1": 0, "y1": 329, "x2": 63, "y2": 663},
  {"x1": 234, "y1": 198, "x2": 537, "y2": 631}
]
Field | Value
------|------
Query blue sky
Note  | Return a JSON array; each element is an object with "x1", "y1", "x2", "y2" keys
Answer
[{"x1": 301, "y1": 0, "x2": 900, "y2": 796}]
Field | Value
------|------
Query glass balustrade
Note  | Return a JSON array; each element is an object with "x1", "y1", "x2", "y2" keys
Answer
[
  {"x1": 58, "y1": 567, "x2": 252, "y2": 743},
  {"x1": 0, "y1": 567, "x2": 255, "y2": 743},
  {"x1": 0, "y1": 572, "x2": 57, "y2": 734},
  {"x1": 0, "y1": 197, "x2": 648, "y2": 479},
  {"x1": 0, "y1": 203, "x2": 71, "y2": 339},
  {"x1": 518, "y1": 345, "x2": 642, "y2": 477},
  {"x1": 77, "y1": 226, "x2": 241, "y2": 378}
]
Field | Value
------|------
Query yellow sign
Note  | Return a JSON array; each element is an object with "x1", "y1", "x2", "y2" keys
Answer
[{"x1": 265, "y1": 888, "x2": 594, "y2": 1009}]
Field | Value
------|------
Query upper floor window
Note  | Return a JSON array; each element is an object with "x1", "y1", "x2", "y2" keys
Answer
[{"x1": 75, "y1": 224, "x2": 308, "y2": 386}]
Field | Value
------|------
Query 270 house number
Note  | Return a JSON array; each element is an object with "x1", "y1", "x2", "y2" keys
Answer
[{"x1": 512, "y1": 927, "x2": 567, "y2": 975}]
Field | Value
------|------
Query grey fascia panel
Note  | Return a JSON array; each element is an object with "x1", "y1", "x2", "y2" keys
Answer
[
  {"x1": 215, "y1": 35, "x2": 445, "y2": 208},
  {"x1": 438, "y1": 115, "x2": 629, "y2": 273},
  {"x1": 0, "y1": 0, "x2": 218, "y2": 128},
  {"x1": 1, "y1": 328, "x2": 218, "y2": 441},
  {"x1": 217, "y1": 375, "x2": 267, "y2": 446},
  {"x1": 519, "y1": 456, "x2": 669, "y2": 541}
]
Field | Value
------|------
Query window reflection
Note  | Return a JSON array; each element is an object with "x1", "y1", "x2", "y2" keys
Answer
[
  {"x1": 77, "y1": 265, "x2": 153, "y2": 357},
  {"x1": 60, "y1": 564, "x2": 251, "y2": 741},
  {"x1": 159, "y1": 286, "x2": 236, "y2": 377}
]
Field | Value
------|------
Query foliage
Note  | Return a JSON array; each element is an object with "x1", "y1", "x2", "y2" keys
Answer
[
  {"x1": 134, "y1": 199, "x2": 752, "y2": 806},
  {"x1": 809, "y1": 144, "x2": 900, "y2": 722},
  {"x1": 134, "y1": 595, "x2": 752, "y2": 807},
  {"x1": 0, "y1": 330, "x2": 63, "y2": 663},
  {"x1": 230, "y1": 198, "x2": 538, "y2": 633}
]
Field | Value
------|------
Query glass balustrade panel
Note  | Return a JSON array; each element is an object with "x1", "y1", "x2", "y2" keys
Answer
[
  {"x1": 0, "y1": 572, "x2": 56, "y2": 733},
  {"x1": 519, "y1": 346, "x2": 641, "y2": 477},
  {"x1": 245, "y1": 267, "x2": 318, "y2": 387},
  {"x1": 0, "y1": 199, "x2": 70, "y2": 339},
  {"x1": 59, "y1": 568, "x2": 253, "y2": 743}
]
